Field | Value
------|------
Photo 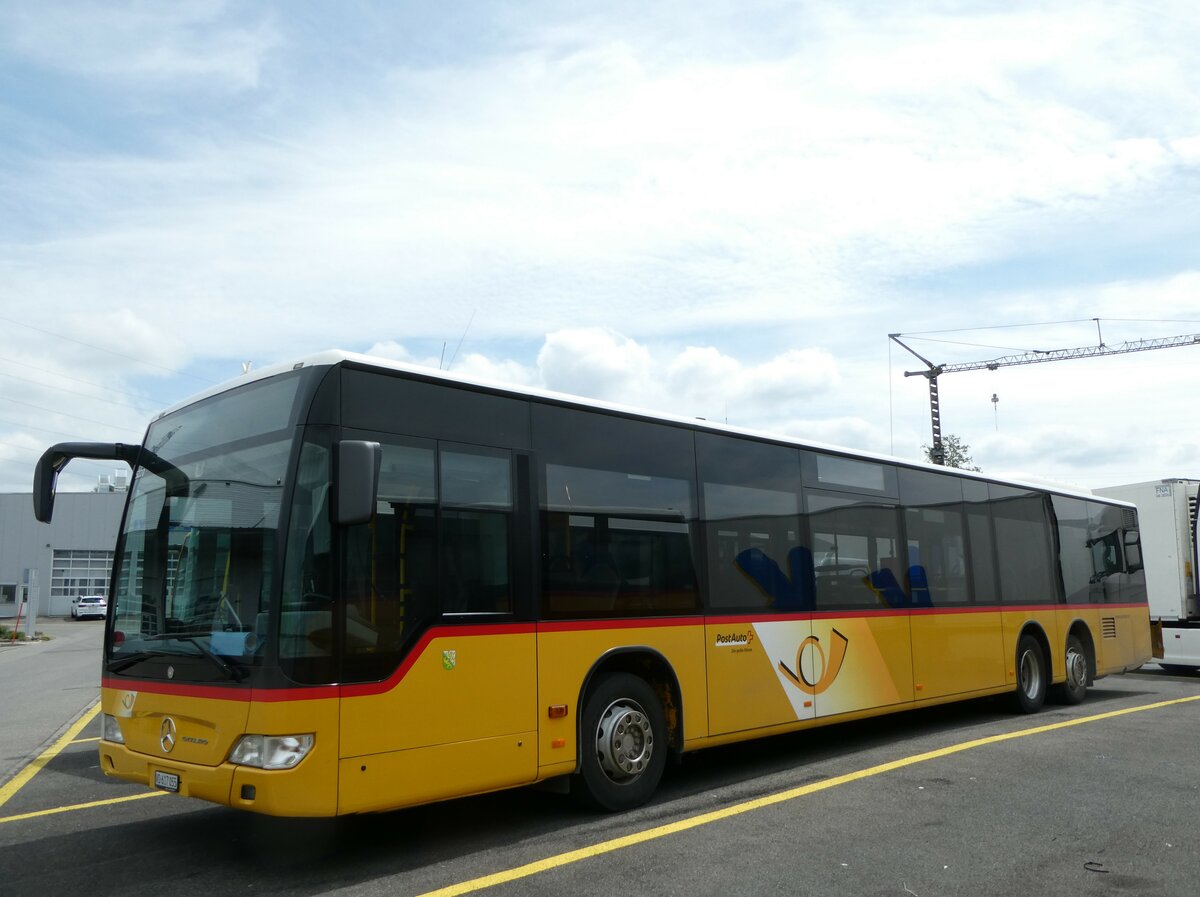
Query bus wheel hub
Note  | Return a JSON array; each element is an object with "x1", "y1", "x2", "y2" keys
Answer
[
  {"x1": 1067, "y1": 647, "x2": 1087, "y2": 687},
  {"x1": 596, "y1": 700, "x2": 653, "y2": 781}
]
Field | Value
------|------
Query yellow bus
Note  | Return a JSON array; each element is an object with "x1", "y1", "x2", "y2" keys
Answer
[{"x1": 34, "y1": 351, "x2": 1152, "y2": 815}]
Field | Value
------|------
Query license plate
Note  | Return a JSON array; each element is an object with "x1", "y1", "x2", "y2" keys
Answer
[{"x1": 154, "y1": 770, "x2": 180, "y2": 792}]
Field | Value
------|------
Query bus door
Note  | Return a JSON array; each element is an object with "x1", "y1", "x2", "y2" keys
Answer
[
  {"x1": 992, "y1": 488, "x2": 1062, "y2": 684},
  {"x1": 697, "y1": 440, "x2": 814, "y2": 736},
  {"x1": 333, "y1": 441, "x2": 538, "y2": 812},
  {"x1": 704, "y1": 531, "x2": 815, "y2": 735},
  {"x1": 906, "y1": 502, "x2": 1005, "y2": 698},
  {"x1": 805, "y1": 491, "x2": 914, "y2": 718}
]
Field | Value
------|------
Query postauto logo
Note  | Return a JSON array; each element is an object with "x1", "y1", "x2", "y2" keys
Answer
[{"x1": 713, "y1": 631, "x2": 755, "y2": 647}]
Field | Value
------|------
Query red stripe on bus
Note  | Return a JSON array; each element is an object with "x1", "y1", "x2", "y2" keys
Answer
[
  {"x1": 98, "y1": 677, "x2": 278, "y2": 702},
  {"x1": 337, "y1": 622, "x2": 536, "y2": 699},
  {"x1": 102, "y1": 602, "x2": 1146, "y2": 703},
  {"x1": 710, "y1": 602, "x2": 1147, "y2": 624},
  {"x1": 103, "y1": 622, "x2": 538, "y2": 703},
  {"x1": 537, "y1": 617, "x2": 700, "y2": 633}
]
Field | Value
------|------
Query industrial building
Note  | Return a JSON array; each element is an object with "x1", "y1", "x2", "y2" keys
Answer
[{"x1": 0, "y1": 491, "x2": 125, "y2": 619}]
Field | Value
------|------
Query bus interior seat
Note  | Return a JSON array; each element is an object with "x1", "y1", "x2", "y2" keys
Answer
[
  {"x1": 906, "y1": 564, "x2": 932, "y2": 607},
  {"x1": 867, "y1": 560, "x2": 908, "y2": 608}
]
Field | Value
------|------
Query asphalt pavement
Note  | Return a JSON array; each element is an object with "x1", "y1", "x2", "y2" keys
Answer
[{"x1": 0, "y1": 618, "x2": 104, "y2": 785}]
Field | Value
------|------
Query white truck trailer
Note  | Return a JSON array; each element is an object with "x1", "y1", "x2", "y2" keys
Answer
[{"x1": 1095, "y1": 479, "x2": 1200, "y2": 671}]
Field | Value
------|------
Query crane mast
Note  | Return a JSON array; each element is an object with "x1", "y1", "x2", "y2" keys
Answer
[{"x1": 890, "y1": 325, "x2": 1200, "y2": 466}]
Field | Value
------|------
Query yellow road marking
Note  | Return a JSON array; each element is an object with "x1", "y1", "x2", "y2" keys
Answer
[
  {"x1": 0, "y1": 703, "x2": 100, "y2": 810},
  {"x1": 415, "y1": 694, "x2": 1200, "y2": 897},
  {"x1": 2, "y1": 692, "x2": 1197, "y2": 862},
  {"x1": 0, "y1": 791, "x2": 165, "y2": 825},
  {"x1": 72, "y1": 737, "x2": 101, "y2": 744}
]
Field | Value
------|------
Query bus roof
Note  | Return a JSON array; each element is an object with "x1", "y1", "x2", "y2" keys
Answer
[{"x1": 157, "y1": 349, "x2": 1124, "y2": 507}]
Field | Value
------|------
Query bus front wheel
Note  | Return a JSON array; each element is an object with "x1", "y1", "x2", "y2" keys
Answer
[
  {"x1": 1013, "y1": 634, "x2": 1047, "y2": 713},
  {"x1": 575, "y1": 673, "x2": 667, "y2": 812}
]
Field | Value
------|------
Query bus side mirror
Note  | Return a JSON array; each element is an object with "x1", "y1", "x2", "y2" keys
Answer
[
  {"x1": 33, "y1": 447, "x2": 64, "y2": 523},
  {"x1": 33, "y1": 442, "x2": 142, "y2": 523},
  {"x1": 1123, "y1": 529, "x2": 1143, "y2": 573},
  {"x1": 334, "y1": 440, "x2": 381, "y2": 526}
]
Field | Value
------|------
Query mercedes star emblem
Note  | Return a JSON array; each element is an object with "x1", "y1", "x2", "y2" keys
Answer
[{"x1": 160, "y1": 717, "x2": 177, "y2": 753}]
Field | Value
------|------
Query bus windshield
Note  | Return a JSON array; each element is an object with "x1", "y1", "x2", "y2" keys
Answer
[{"x1": 107, "y1": 373, "x2": 306, "y2": 673}]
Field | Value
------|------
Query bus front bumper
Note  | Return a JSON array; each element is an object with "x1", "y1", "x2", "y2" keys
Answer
[{"x1": 98, "y1": 741, "x2": 338, "y2": 817}]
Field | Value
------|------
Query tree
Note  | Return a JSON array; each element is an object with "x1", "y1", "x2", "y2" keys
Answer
[{"x1": 922, "y1": 434, "x2": 981, "y2": 471}]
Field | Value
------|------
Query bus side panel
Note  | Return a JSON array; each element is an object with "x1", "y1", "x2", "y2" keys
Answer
[
  {"x1": 338, "y1": 734, "x2": 537, "y2": 814},
  {"x1": 340, "y1": 631, "x2": 537, "y2": 755},
  {"x1": 810, "y1": 614, "x2": 913, "y2": 717},
  {"x1": 337, "y1": 630, "x2": 538, "y2": 811},
  {"x1": 536, "y1": 622, "x2": 708, "y2": 769},
  {"x1": 910, "y1": 608, "x2": 1007, "y2": 699},
  {"x1": 712, "y1": 614, "x2": 913, "y2": 730},
  {"x1": 1092, "y1": 608, "x2": 1153, "y2": 674},
  {"x1": 706, "y1": 618, "x2": 811, "y2": 735}
]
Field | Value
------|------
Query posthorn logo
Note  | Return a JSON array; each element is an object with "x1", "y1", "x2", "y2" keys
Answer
[{"x1": 778, "y1": 629, "x2": 849, "y2": 696}]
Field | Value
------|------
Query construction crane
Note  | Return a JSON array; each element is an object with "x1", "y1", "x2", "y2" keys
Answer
[{"x1": 890, "y1": 321, "x2": 1200, "y2": 466}]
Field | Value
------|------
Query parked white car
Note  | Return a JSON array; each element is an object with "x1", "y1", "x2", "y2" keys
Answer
[{"x1": 70, "y1": 595, "x2": 107, "y2": 620}]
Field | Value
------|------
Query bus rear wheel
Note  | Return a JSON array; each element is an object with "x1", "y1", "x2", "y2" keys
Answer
[
  {"x1": 1012, "y1": 634, "x2": 1047, "y2": 713},
  {"x1": 575, "y1": 673, "x2": 667, "y2": 812},
  {"x1": 1051, "y1": 634, "x2": 1088, "y2": 705}
]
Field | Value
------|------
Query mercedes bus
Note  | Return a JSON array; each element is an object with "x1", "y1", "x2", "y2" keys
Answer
[{"x1": 33, "y1": 351, "x2": 1152, "y2": 815}]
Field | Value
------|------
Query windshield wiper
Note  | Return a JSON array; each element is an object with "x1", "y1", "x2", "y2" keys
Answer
[
  {"x1": 110, "y1": 635, "x2": 247, "y2": 682},
  {"x1": 108, "y1": 649, "x2": 170, "y2": 674}
]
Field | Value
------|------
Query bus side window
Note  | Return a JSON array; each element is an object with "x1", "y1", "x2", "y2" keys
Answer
[
  {"x1": 439, "y1": 447, "x2": 513, "y2": 615},
  {"x1": 696, "y1": 432, "x2": 804, "y2": 612},
  {"x1": 806, "y1": 491, "x2": 902, "y2": 610},
  {"x1": 899, "y1": 469, "x2": 968, "y2": 607},
  {"x1": 340, "y1": 440, "x2": 438, "y2": 682},
  {"x1": 963, "y1": 480, "x2": 998, "y2": 605},
  {"x1": 989, "y1": 485, "x2": 1058, "y2": 603},
  {"x1": 280, "y1": 441, "x2": 336, "y2": 683},
  {"x1": 1052, "y1": 495, "x2": 1093, "y2": 604},
  {"x1": 533, "y1": 403, "x2": 701, "y2": 620},
  {"x1": 541, "y1": 466, "x2": 698, "y2": 617}
]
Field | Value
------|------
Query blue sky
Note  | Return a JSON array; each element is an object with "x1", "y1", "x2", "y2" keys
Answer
[{"x1": 2, "y1": 1, "x2": 1200, "y2": 493}]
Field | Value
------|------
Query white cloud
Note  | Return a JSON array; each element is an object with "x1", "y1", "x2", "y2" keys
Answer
[
  {"x1": 528, "y1": 328, "x2": 843, "y2": 427},
  {"x1": 666, "y1": 346, "x2": 840, "y2": 423},
  {"x1": 775, "y1": 416, "x2": 886, "y2": 455},
  {"x1": 535, "y1": 328, "x2": 656, "y2": 403},
  {"x1": 450, "y1": 353, "x2": 538, "y2": 388},
  {"x1": 4, "y1": 0, "x2": 1197, "y2": 361},
  {"x1": 3, "y1": 2, "x2": 1200, "y2": 493}
]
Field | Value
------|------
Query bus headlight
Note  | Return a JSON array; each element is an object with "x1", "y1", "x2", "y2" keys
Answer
[
  {"x1": 101, "y1": 714, "x2": 125, "y2": 745},
  {"x1": 228, "y1": 734, "x2": 315, "y2": 770}
]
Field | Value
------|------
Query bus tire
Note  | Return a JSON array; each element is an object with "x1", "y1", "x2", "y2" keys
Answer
[
  {"x1": 574, "y1": 672, "x2": 667, "y2": 812},
  {"x1": 1051, "y1": 633, "x2": 1088, "y2": 705},
  {"x1": 1012, "y1": 634, "x2": 1047, "y2": 714}
]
